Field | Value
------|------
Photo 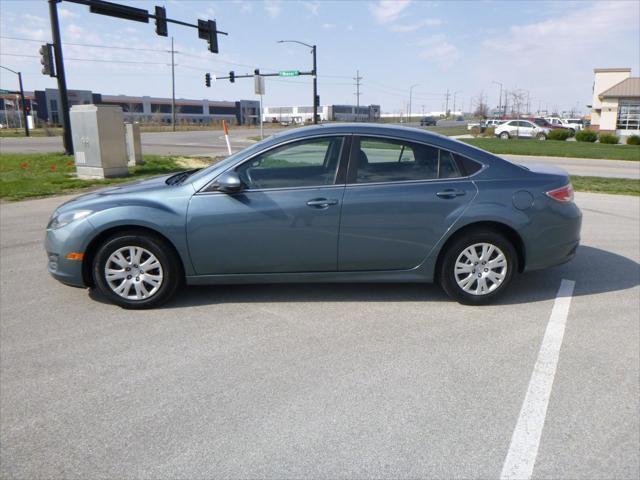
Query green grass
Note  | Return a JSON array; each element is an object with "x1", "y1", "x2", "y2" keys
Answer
[
  {"x1": 570, "y1": 176, "x2": 639, "y2": 196},
  {"x1": 0, "y1": 153, "x2": 185, "y2": 201},
  {"x1": 0, "y1": 127, "x2": 64, "y2": 138},
  {"x1": 462, "y1": 138, "x2": 640, "y2": 161},
  {"x1": 422, "y1": 125, "x2": 469, "y2": 137}
]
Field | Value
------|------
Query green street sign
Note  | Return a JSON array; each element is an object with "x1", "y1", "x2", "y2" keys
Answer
[{"x1": 279, "y1": 70, "x2": 300, "y2": 77}]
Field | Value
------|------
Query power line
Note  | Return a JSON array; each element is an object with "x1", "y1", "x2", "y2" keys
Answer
[
  {"x1": 0, "y1": 36, "x2": 169, "y2": 53},
  {"x1": 0, "y1": 52, "x2": 167, "y2": 65}
]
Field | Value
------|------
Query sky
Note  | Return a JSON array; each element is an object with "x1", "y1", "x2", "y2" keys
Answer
[{"x1": 0, "y1": 0, "x2": 638, "y2": 114}]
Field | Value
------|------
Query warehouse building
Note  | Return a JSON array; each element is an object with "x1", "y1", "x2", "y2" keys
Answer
[
  {"x1": 24, "y1": 89, "x2": 260, "y2": 127},
  {"x1": 590, "y1": 68, "x2": 640, "y2": 137},
  {"x1": 262, "y1": 104, "x2": 380, "y2": 123}
]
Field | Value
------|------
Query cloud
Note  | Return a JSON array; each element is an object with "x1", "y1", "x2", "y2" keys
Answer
[
  {"x1": 302, "y1": 1, "x2": 320, "y2": 15},
  {"x1": 322, "y1": 23, "x2": 336, "y2": 30},
  {"x1": 58, "y1": 8, "x2": 79, "y2": 19},
  {"x1": 21, "y1": 13, "x2": 47, "y2": 25},
  {"x1": 389, "y1": 18, "x2": 442, "y2": 32},
  {"x1": 413, "y1": 34, "x2": 460, "y2": 67},
  {"x1": 264, "y1": 0, "x2": 282, "y2": 18},
  {"x1": 232, "y1": 0, "x2": 253, "y2": 14},
  {"x1": 369, "y1": 0, "x2": 411, "y2": 24}
]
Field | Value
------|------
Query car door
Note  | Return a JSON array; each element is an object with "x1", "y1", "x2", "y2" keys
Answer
[
  {"x1": 338, "y1": 136, "x2": 478, "y2": 271},
  {"x1": 186, "y1": 135, "x2": 349, "y2": 275},
  {"x1": 517, "y1": 121, "x2": 533, "y2": 138}
]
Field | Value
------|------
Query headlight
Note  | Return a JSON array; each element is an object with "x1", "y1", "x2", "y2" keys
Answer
[{"x1": 47, "y1": 210, "x2": 93, "y2": 230}]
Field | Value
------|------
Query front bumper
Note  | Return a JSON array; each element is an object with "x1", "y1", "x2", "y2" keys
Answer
[{"x1": 44, "y1": 218, "x2": 96, "y2": 288}]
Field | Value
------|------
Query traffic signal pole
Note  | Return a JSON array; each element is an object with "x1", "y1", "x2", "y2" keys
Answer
[
  {"x1": 312, "y1": 45, "x2": 317, "y2": 125},
  {"x1": 49, "y1": 0, "x2": 73, "y2": 154}
]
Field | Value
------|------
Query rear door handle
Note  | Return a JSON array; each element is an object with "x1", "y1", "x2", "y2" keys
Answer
[
  {"x1": 306, "y1": 198, "x2": 339, "y2": 208},
  {"x1": 436, "y1": 189, "x2": 466, "y2": 199}
]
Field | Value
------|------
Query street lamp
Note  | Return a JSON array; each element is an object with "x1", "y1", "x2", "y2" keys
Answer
[
  {"x1": 492, "y1": 80, "x2": 503, "y2": 117},
  {"x1": 408, "y1": 84, "x2": 419, "y2": 123},
  {"x1": 277, "y1": 39, "x2": 317, "y2": 124},
  {"x1": 0, "y1": 65, "x2": 29, "y2": 137}
]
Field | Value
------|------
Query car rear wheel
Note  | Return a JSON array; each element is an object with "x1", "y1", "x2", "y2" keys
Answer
[
  {"x1": 93, "y1": 232, "x2": 181, "y2": 309},
  {"x1": 499, "y1": 132, "x2": 510, "y2": 140},
  {"x1": 536, "y1": 133, "x2": 547, "y2": 141},
  {"x1": 439, "y1": 230, "x2": 516, "y2": 305}
]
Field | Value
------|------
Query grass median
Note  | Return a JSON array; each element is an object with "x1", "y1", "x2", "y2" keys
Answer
[
  {"x1": 1, "y1": 152, "x2": 638, "y2": 201},
  {"x1": 461, "y1": 138, "x2": 640, "y2": 161}
]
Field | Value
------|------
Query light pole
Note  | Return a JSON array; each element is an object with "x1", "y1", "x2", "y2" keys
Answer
[
  {"x1": 0, "y1": 66, "x2": 29, "y2": 137},
  {"x1": 492, "y1": 80, "x2": 503, "y2": 117},
  {"x1": 408, "y1": 83, "x2": 419, "y2": 123},
  {"x1": 278, "y1": 40, "x2": 317, "y2": 124}
]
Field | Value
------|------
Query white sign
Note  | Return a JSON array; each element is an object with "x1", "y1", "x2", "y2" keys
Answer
[{"x1": 254, "y1": 75, "x2": 265, "y2": 95}]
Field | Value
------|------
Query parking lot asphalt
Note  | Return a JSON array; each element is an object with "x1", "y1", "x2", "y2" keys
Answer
[{"x1": 1, "y1": 192, "x2": 638, "y2": 479}]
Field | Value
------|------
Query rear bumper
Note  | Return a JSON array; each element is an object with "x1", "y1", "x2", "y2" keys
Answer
[{"x1": 524, "y1": 204, "x2": 582, "y2": 272}]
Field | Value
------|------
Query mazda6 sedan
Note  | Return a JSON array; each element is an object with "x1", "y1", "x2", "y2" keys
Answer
[{"x1": 45, "y1": 124, "x2": 581, "y2": 308}]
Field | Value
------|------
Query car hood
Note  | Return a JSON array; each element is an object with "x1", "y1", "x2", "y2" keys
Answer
[{"x1": 55, "y1": 174, "x2": 181, "y2": 212}]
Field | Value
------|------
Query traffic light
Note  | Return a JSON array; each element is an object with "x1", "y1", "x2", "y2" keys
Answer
[
  {"x1": 205, "y1": 73, "x2": 211, "y2": 87},
  {"x1": 154, "y1": 6, "x2": 167, "y2": 36},
  {"x1": 229, "y1": 71, "x2": 235, "y2": 83},
  {"x1": 39, "y1": 43, "x2": 55, "y2": 77},
  {"x1": 254, "y1": 69, "x2": 260, "y2": 76},
  {"x1": 198, "y1": 19, "x2": 219, "y2": 53}
]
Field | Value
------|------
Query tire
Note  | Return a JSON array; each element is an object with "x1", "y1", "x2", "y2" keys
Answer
[
  {"x1": 92, "y1": 232, "x2": 181, "y2": 309},
  {"x1": 499, "y1": 132, "x2": 510, "y2": 140},
  {"x1": 537, "y1": 133, "x2": 547, "y2": 141},
  {"x1": 439, "y1": 229, "x2": 517, "y2": 305}
]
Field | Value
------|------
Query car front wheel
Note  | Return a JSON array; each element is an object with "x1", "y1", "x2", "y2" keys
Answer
[
  {"x1": 92, "y1": 232, "x2": 181, "y2": 309},
  {"x1": 499, "y1": 132, "x2": 510, "y2": 140},
  {"x1": 439, "y1": 230, "x2": 516, "y2": 305}
]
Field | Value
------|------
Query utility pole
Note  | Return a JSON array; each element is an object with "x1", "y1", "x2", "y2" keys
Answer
[
  {"x1": 48, "y1": 0, "x2": 73, "y2": 154},
  {"x1": 354, "y1": 70, "x2": 362, "y2": 121},
  {"x1": 171, "y1": 36, "x2": 176, "y2": 131},
  {"x1": 452, "y1": 91, "x2": 460, "y2": 117},
  {"x1": 409, "y1": 84, "x2": 419, "y2": 123},
  {"x1": 444, "y1": 89, "x2": 450, "y2": 118},
  {"x1": 0, "y1": 66, "x2": 29, "y2": 137},
  {"x1": 492, "y1": 81, "x2": 503, "y2": 117}
]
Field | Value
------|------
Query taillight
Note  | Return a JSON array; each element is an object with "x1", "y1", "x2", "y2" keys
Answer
[{"x1": 546, "y1": 184, "x2": 574, "y2": 203}]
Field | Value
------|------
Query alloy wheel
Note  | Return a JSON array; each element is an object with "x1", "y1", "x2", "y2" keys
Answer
[
  {"x1": 105, "y1": 246, "x2": 164, "y2": 300},
  {"x1": 454, "y1": 242, "x2": 508, "y2": 296}
]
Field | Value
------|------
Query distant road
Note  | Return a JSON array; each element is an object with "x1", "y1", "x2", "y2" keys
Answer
[{"x1": 1, "y1": 129, "x2": 638, "y2": 179}]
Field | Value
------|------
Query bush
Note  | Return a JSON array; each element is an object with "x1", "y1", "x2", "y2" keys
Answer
[
  {"x1": 483, "y1": 127, "x2": 495, "y2": 137},
  {"x1": 625, "y1": 135, "x2": 640, "y2": 145},
  {"x1": 547, "y1": 129, "x2": 572, "y2": 141},
  {"x1": 575, "y1": 130, "x2": 598, "y2": 142},
  {"x1": 599, "y1": 133, "x2": 619, "y2": 144},
  {"x1": 470, "y1": 126, "x2": 481, "y2": 137}
]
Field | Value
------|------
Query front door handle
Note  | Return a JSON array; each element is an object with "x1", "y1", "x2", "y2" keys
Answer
[
  {"x1": 306, "y1": 198, "x2": 339, "y2": 208},
  {"x1": 436, "y1": 189, "x2": 466, "y2": 199}
]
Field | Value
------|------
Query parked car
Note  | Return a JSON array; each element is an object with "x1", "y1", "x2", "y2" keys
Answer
[
  {"x1": 420, "y1": 116, "x2": 437, "y2": 126},
  {"x1": 545, "y1": 117, "x2": 583, "y2": 133},
  {"x1": 467, "y1": 119, "x2": 504, "y2": 132},
  {"x1": 45, "y1": 124, "x2": 581, "y2": 308},
  {"x1": 494, "y1": 119, "x2": 550, "y2": 140},
  {"x1": 527, "y1": 117, "x2": 568, "y2": 131}
]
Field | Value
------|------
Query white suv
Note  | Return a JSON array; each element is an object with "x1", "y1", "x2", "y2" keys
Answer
[{"x1": 494, "y1": 120, "x2": 550, "y2": 140}]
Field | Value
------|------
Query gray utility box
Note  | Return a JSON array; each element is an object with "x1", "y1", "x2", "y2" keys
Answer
[
  {"x1": 70, "y1": 104, "x2": 128, "y2": 179},
  {"x1": 125, "y1": 122, "x2": 144, "y2": 166}
]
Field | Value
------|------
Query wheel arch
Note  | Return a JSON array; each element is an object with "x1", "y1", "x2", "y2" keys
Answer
[
  {"x1": 82, "y1": 225, "x2": 186, "y2": 287},
  {"x1": 435, "y1": 221, "x2": 526, "y2": 280}
]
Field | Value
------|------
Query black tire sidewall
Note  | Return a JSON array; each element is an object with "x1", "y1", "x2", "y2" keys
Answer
[
  {"x1": 440, "y1": 230, "x2": 516, "y2": 305},
  {"x1": 93, "y1": 233, "x2": 180, "y2": 309}
]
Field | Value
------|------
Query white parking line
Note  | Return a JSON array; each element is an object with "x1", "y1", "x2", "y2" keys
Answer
[{"x1": 500, "y1": 279, "x2": 576, "y2": 480}]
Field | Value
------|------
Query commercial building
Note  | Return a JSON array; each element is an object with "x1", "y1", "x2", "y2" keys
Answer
[
  {"x1": 262, "y1": 104, "x2": 380, "y2": 123},
  {"x1": 590, "y1": 68, "x2": 640, "y2": 136},
  {"x1": 1, "y1": 89, "x2": 260, "y2": 127}
]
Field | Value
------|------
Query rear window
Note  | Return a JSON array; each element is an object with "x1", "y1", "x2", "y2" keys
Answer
[{"x1": 454, "y1": 154, "x2": 483, "y2": 176}]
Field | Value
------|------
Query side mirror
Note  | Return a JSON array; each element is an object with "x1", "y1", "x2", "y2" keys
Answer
[{"x1": 216, "y1": 171, "x2": 243, "y2": 193}]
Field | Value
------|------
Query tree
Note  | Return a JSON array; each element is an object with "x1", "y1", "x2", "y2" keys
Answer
[{"x1": 473, "y1": 91, "x2": 489, "y2": 118}]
